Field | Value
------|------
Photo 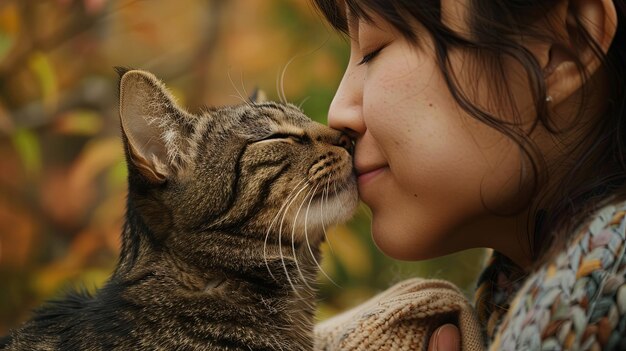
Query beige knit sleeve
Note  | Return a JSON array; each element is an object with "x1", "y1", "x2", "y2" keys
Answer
[{"x1": 314, "y1": 278, "x2": 486, "y2": 351}]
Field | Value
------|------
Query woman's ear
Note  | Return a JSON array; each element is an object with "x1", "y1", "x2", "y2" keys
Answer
[{"x1": 543, "y1": 0, "x2": 617, "y2": 105}]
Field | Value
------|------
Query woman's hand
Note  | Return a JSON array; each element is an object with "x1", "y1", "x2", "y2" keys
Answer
[{"x1": 427, "y1": 324, "x2": 461, "y2": 351}]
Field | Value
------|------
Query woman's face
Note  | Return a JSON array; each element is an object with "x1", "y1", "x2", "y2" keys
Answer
[{"x1": 329, "y1": 2, "x2": 541, "y2": 262}]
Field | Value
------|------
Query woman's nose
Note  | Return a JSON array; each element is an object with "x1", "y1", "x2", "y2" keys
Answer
[{"x1": 327, "y1": 65, "x2": 366, "y2": 139}]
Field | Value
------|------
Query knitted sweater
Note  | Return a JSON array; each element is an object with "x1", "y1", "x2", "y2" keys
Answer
[
  {"x1": 315, "y1": 279, "x2": 485, "y2": 350},
  {"x1": 316, "y1": 200, "x2": 626, "y2": 350},
  {"x1": 475, "y1": 201, "x2": 626, "y2": 350}
]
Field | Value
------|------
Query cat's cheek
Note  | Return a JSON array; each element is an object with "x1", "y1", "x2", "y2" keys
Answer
[
  {"x1": 291, "y1": 180, "x2": 358, "y2": 237},
  {"x1": 335, "y1": 180, "x2": 359, "y2": 221}
]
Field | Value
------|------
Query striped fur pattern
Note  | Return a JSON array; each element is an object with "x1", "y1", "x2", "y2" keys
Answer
[{"x1": 1, "y1": 69, "x2": 358, "y2": 351}]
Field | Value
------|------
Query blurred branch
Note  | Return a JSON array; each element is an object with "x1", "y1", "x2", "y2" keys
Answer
[
  {"x1": 0, "y1": 1, "x2": 103, "y2": 78},
  {"x1": 0, "y1": 0, "x2": 150, "y2": 131},
  {"x1": 7, "y1": 77, "x2": 115, "y2": 133},
  {"x1": 186, "y1": 0, "x2": 225, "y2": 108},
  {"x1": 154, "y1": 0, "x2": 226, "y2": 109}
]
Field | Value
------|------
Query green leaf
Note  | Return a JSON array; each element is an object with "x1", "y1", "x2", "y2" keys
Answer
[
  {"x1": 0, "y1": 32, "x2": 13, "y2": 62},
  {"x1": 12, "y1": 128, "x2": 42, "y2": 179},
  {"x1": 28, "y1": 52, "x2": 58, "y2": 109},
  {"x1": 55, "y1": 110, "x2": 104, "y2": 136},
  {"x1": 106, "y1": 158, "x2": 128, "y2": 189}
]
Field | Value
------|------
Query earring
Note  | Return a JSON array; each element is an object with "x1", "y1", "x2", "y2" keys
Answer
[{"x1": 545, "y1": 95, "x2": 553, "y2": 103}]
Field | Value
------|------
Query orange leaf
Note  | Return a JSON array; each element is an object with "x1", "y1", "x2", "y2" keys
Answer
[{"x1": 0, "y1": 200, "x2": 36, "y2": 268}]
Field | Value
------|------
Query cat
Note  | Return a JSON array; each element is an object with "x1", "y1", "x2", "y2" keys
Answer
[{"x1": 0, "y1": 68, "x2": 358, "y2": 350}]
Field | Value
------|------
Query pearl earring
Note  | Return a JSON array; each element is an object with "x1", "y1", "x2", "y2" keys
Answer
[{"x1": 545, "y1": 95, "x2": 553, "y2": 103}]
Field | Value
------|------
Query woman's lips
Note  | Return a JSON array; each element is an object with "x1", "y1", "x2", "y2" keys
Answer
[{"x1": 357, "y1": 166, "x2": 387, "y2": 185}]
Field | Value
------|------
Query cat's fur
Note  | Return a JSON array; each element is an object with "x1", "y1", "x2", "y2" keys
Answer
[{"x1": 0, "y1": 69, "x2": 358, "y2": 350}]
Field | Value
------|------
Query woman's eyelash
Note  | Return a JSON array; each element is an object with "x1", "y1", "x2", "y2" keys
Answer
[{"x1": 358, "y1": 46, "x2": 385, "y2": 65}]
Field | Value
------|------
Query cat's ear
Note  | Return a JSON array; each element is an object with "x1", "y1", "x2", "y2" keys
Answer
[
  {"x1": 248, "y1": 87, "x2": 267, "y2": 104},
  {"x1": 118, "y1": 69, "x2": 188, "y2": 184}
]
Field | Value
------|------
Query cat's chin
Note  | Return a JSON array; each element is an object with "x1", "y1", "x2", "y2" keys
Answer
[{"x1": 291, "y1": 181, "x2": 359, "y2": 242}]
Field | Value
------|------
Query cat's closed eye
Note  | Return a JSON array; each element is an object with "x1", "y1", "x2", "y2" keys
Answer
[{"x1": 257, "y1": 133, "x2": 307, "y2": 144}]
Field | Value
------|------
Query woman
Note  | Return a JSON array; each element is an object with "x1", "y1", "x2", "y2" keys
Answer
[{"x1": 312, "y1": 0, "x2": 626, "y2": 350}]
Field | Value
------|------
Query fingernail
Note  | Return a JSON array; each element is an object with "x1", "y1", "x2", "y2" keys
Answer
[
  {"x1": 432, "y1": 325, "x2": 442, "y2": 351},
  {"x1": 436, "y1": 324, "x2": 460, "y2": 351}
]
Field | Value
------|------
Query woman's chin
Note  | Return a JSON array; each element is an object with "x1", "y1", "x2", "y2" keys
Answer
[
  {"x1": 370, "y1": 220, "x2": 413, "y2": 261},
  {"x1": 370, "y1": 216, "x2": 449, "y2": 261}
]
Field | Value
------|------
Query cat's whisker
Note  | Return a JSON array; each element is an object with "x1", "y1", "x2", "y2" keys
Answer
[
  {"x1": 279, "y1": 54, "x2": 300, "y2": 105},
  {"x1": 306, "y1": 182, "x2": 342, "y2": 288},
  {"x1": 229, "y1": 94, "x2": 251, "y2": 106},
  {"x1": 332, "y1": 179, "x2": 340, "y2": 200},
  {"x1": 277, "y1": 40, "x2": 330, "y2": 106},
  {"x1": 275, "y1": 72, "x2": 284, "y2": 104},
  {"x1": 239, "y1": 71, "x2": 250, "y2": 103},
  {"x1": 227, "y1": 67, "x2": 250, "y2": 107},
  {"x1": 320, "y1": 176, "x2": 336, "y2": 255},
  {"x1": 328, "y1": 180, "x2": 343, "y2": 234},
  {"x1": 263, "y1": 178, "x2": 308, "y2": 281},
  {"x1": 277, "y1": 182, "x2": 311, "y2": 296},
  {"x1": 291, "y1": 185, "x2": 318, "y2": 292},
  {"x1": 297, "y1": 96, "x2": 311, "y2": 111},
  {"x1": 263, "y1": 180, "x2": 305, "y2": 280}
]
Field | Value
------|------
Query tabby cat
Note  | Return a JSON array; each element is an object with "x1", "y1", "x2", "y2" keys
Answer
[{"x1": 0, "y1": 69, "x2": 358, "y2": 350}]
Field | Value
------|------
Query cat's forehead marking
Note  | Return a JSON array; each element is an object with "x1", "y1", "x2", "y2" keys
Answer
[{"x1": 250, "y1": 103, "x2": 308, "y2": 134}]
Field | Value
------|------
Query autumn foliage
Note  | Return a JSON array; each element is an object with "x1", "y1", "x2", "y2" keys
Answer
[{"x1": 0, "y1": 0, "x2": 486, "y2": 334}]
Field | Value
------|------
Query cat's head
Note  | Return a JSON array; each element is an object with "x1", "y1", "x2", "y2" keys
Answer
[{"x1": 117, "y1": 69, "x2": 358, "y2": 254}]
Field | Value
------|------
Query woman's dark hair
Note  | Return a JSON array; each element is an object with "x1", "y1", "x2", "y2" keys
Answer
[{"x1": 313, "y1": 0, "x2": 626, "y2": 266}]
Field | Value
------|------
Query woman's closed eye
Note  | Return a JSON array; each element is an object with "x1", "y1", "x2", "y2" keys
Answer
[{"x1": 357, "y1": 45, "x2": 387, "y2": 65}]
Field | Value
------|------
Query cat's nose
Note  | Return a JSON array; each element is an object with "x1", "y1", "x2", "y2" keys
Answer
[{"x1": 335, "y1": 133, "x2": 354, "y2": 155}]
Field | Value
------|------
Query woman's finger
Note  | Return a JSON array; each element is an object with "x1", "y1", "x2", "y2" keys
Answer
[{"x1": 427, "y1": 323, "x2": 461, "y2": 351}]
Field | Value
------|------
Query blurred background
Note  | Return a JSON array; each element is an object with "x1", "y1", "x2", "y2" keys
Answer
[{"x1": 0, "y1": 0, "x2": 487, "y2": 333}]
